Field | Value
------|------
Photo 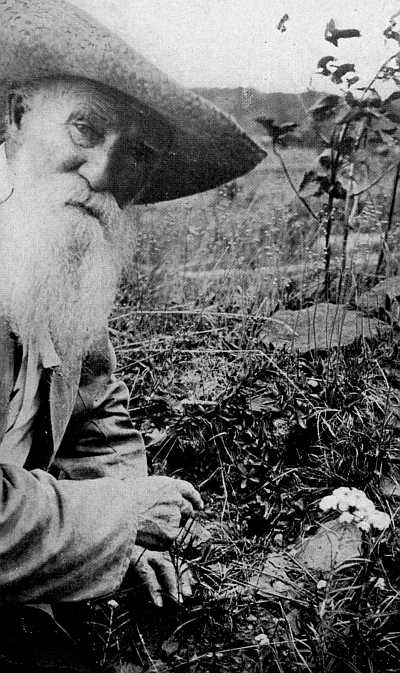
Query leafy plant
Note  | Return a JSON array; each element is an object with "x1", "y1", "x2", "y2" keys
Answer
[{"x1": 257, "y1": 16, "x2": 400, "y2": 300}]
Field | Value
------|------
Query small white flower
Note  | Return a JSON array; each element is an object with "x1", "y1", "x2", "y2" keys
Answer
[
  {"x1": 319, "y1": 488, "x2": 390, "y2": 535},
  {"x1": 333, "y1": 487, "x2": 352, "y2": 498},
  {"x1": 337, "y1": 499, "x2": 350, "y2": 512},
  {"x1": 255, "y1": 633, "x2": 269, "y2": 647},
  {"x1": 357, "y1": 519, "x2": 371, "y2": 532},
  {"x1": 356, "y1": 501, "x2": 375, "y2": 516},
  {"x1": 319, "y1": 495, "x2": 338, "y2": 511},
  {"x1": 375, "y1": 577, "x2": 386, "y2": 590},
  {"x1": 316, "y1": 579, "x2": 327, "y2": 590},
  {"x1": 371, "y1": 511, "x2": 391, "y2": 531},
  {"x1": 107, "y1": 599, "x2": 119, "y2": 608},
  {"x1": 350, "y1": 487, "x2": 368, "y2": 500}
]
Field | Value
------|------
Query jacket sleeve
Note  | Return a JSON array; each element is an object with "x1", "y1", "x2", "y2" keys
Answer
[
  {"x1": 0, "y1": 465, "x2": 138, "y2": 603},
  {"x1": 54, "y1": 335, "x2": 147, "y2": 481}
]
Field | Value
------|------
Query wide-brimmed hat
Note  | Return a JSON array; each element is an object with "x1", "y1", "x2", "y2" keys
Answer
[{"x1": 0, "y1": 0, "x2": 266, "y2": 204}]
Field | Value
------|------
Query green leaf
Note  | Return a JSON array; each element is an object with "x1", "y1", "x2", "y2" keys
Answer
[
  {"x1": 309, "y1": 94, "x2": 341, "y2": 120},
  {"x1": 317, "y1": 150, "x2": 331, "y2": 170},
  {"x1": 278, "y1": 122, "x2": 298, "y2": 135},
  {"x1": 299, "y1": 170, "x2": 319, "y2": 193},
  {"x1": 255, "y1": 116, "x2": 275, "y2": 132},
  {"x1": 344, "y1": 91, "x2": 359, "y2": 107},
  {"x1": 325, "y1": 18, "x2": 361, "y2": 47},
  {"x1": 317, "y1": 55, "x2": 336, "y2": 76},
  {"x1": 161, "y1": 636, "x2": 180, "y2": 657},
  {"x1": 347, "y1": 75, "x2": 360, "y2": 88},
  {"x1": 277, "y1": 13, "x2": 289, "y2": 33},
  {"x1": 331, "y1": 63, "x2": 355, "y2": 85}
]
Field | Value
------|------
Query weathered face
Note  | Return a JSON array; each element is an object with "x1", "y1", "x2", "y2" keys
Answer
[{"x1": 6, "y1": 78, "x2": 159, "y2": 208}]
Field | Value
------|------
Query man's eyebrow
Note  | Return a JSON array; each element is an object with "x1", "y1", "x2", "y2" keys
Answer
[{"x1": 66, "y1": 106, "x2": 114, "y2": 126}]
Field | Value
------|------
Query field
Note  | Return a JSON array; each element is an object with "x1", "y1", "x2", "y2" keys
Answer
[{"x1": 94, "y1": 146, "x2": 400, "y2": 673}]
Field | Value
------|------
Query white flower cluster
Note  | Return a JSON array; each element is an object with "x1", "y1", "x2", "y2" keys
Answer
[{"x1": 319, "y1": 487, "x2": 390, "y2": 532}]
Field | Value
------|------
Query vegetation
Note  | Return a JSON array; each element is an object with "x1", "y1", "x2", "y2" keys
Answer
[{"x1": 76, "y1": 13, "x2": 400, "y2": 673}]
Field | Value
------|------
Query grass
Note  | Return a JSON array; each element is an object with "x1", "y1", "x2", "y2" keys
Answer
[{"x1": 94, "y1": 147, "x2": 400, "y2": 672}]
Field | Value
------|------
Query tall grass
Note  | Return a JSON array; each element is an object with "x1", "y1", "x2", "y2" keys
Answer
[{"x1": 107, "y1": 146, "x2": 400, "y2": 673}]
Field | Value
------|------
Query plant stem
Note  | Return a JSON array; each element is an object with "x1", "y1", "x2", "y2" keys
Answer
[
  {"x1": 272, "y1": 143, "x2": 319, "y2": 222},
  {"x1": 323, "y1": 196, "x2": 334, "y2": 300},
  {"x1": 338, "y1": 120, "x2": 366, "y2": 300},
  {"x1": 375, "y1": 161, "x2": 400, "y2": 280}
]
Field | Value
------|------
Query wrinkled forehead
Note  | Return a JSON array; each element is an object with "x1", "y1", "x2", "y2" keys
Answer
[{"x1": 16, "y1": 76, "x2": 171, "y2": 150}]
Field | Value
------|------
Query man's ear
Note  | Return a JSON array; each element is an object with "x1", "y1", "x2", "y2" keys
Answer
[{"x1": 7, "y1": 92, "x2": 27, "y2": 130}]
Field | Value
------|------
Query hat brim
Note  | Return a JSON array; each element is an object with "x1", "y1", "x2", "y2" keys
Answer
[{"x1": 0, "y1": 0, "x2": 266, "y2": 204}]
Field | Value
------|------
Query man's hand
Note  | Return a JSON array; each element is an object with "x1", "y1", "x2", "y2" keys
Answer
[
  {"x1": 129, "y1": 546, "x2": 193, "y2": 607},
  {"x1": 132, "y1": 476, "x2": 203, "y2": 550}
]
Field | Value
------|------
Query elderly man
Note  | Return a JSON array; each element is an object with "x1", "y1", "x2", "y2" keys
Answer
[{"x1": 0, "y1": 0, "x2": 265, "y2": 670}]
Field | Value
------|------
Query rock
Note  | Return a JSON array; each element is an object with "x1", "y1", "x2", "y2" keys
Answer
[
  {"x1": 249, "y1": 553, "x2": 294, "y2": 598},
  {"x1": 250, "y1": 520, "x2": 362, "y2": 604},
  {"x1": 296, "y1": 519, "x2": 362, "y2": 572},
  {"x1": 260, "y1": 303, "x2": 387, "y2": 353},
  {"x1": 356, "y1": 276, "x2": 400, "y2": 320}
]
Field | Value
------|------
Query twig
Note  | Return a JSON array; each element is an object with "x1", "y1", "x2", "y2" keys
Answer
[
  {"x1": 361, "y1": 51, "x2": 400, "y2": 102},
  {"x1": 272, "y1": 144, "x2": 319, "y2": 222}
]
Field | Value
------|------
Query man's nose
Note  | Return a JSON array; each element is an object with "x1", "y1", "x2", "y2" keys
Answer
[{"x1": 77, "y1": 140, "x2": 117, "y2": 195}]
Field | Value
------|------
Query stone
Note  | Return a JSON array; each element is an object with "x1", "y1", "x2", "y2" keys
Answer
[
  {"x1": 356, "y1": 276, "x2": 400, "y2": 320},
  {"x1": 250, "y1": 519, "x2": 362, "y2": 604},
  {"x1": 260, "y1": 303, "x2": 387, "y2": 353},
  {"x1": 296, "y1": 519, "x2": 362, "y2": 572}
]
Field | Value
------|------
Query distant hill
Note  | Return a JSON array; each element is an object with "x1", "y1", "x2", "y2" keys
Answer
[{"x1": 192, "y1": 86, "x2": 322, "y2": 143}]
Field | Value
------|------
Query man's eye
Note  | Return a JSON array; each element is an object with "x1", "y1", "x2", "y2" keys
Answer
[
  {"x1": 126, "y1": 141, "x2": 153, "y2": 162},
  {"x1": 69, "y1": 122, "x2": 102, "y2": 146}
]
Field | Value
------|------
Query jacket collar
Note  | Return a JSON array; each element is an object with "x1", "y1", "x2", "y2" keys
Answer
[{"x1": 49, "y1": 354, "x2": 82, "y2": 455}]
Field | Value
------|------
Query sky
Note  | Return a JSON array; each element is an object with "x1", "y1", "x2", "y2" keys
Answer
[{"x1": 70, "y1": 0, "x2": 400, "y2": 94}]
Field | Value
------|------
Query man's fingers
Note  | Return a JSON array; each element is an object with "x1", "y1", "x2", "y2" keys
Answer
[
  {"x1": 150, "y1": 554, "x2": 180, "y2": 603},
  {"x1": 180, "y1": 499, "x2": 194, "y2": 523},
  {"x1": 179, "y1": 563, "x2": 193, "y2": 599},
  {"x1": 175, "y1": 480, "x2": 203, "y2": 510},
  {"x1": 136, "y1": 561, "x2": 163, "y2": 607}
]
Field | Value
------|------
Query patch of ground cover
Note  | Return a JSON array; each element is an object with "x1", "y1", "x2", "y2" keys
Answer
[
  {"x1": 107, "y1": 148, "x2": 400, "y2": 671},
  {"x1": 109, "y1": 299, "x2": 400, "y2": 673}
]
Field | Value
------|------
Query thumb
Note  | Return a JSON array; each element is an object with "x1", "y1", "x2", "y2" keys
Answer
[{"x1": 180, "y1": 499, "x2": 194, "y2": 519}]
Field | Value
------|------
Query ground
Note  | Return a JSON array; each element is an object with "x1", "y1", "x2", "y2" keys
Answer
[{"x1": 90, "y1": 147, "x2": 400, "y2": 672}]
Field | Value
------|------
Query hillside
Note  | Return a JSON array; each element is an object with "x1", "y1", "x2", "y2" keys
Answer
[{"x1": 192, "y1": 86, "x2": 321, "y2": 139}]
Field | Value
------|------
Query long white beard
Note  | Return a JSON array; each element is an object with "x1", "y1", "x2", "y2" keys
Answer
[{"x1": 0, "y1": 174, "x2": 131, "y2": 367}]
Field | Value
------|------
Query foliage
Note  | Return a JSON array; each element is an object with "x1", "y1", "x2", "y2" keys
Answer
[
  {"x1": 72, "y1": 12, "x2": 400, "y2": 673},
  {"x1": 101, "y1": 13, "x2": 400, "y2": 673},
  {"x1": 105, "y1": 298, "x2": 400, "y2": 672},
  {"x1": 256, "y1": 15, "x2": 400, "y2": 300}
]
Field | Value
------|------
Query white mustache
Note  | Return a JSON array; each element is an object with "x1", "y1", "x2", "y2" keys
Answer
[{"x1": 65, "y1": 188, "x2": 121, "y2": 227}]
